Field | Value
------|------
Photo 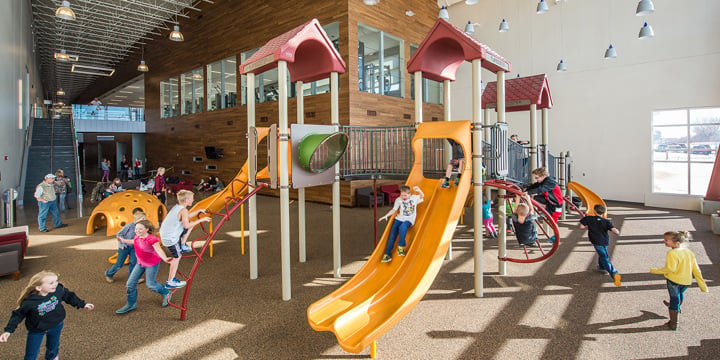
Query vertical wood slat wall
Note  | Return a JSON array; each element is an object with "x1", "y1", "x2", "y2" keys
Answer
[{"x1": 85, "y1": 0, "x2": 446, "y2": 206}]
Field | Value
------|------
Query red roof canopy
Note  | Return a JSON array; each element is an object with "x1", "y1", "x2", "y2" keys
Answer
[
  {"x1": 406, "y1": 19, "x2": 511, "y2": 82},
  {"x1": 239, "y1": 19, "x2": 346, "y2": 83},
  {"x1": 482, "y1": 74, "x2": 553, "y2": 112}
]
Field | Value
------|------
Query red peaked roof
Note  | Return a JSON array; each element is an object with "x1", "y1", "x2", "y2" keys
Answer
[
  {"x1": 407, "y1": 19, "x2": 511, "y2": 82},
  {"x1": 239, "y1": 18, "x2": 346, "y2": 83},
  {"x1": 482, "y1": 74, "x2": 553, "y2": 112}
]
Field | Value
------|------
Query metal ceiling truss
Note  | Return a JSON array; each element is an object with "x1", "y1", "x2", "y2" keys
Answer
[{"x1": 31, "y1": 0, "x2": 212, "y2": 103}]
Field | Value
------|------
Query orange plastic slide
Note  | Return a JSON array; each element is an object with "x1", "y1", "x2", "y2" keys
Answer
[
  {"x1": 307, "y1": 121, "x2": 472, "y2": 353},
  {"x1": 567, "y1": 181, "x2": 607, "y2": 216},
  {"x1": 190, "y1": 128, "x2": 270, "y2": 215}
]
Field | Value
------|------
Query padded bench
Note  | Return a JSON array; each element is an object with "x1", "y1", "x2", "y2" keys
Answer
[{"x1": 0, "y1": 226, "x2": 29, "y2": 280}]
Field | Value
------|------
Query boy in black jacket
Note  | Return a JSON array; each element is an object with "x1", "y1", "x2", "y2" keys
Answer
[
  {"x1": 525, "y1": 167, "x2": 564, "y2": 224},
  {"x1": 580, "y1": 204, "x2": 622, "y2": 286}
]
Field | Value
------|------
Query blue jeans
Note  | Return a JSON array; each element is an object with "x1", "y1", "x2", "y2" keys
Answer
[
  {"x1": 56, "y1": 193, "x2": 66, "y2": 212},
  {"x1": 25, "y1": 321, "x2": 63, "y2": 360},
  {"x1": 37, "y1": 201, "x2": 62, "y2": 231},
  {"x1": 105, "y1": 246, "x2": 137, "y2": 279},
  {"x1": 385, "y1": 220, "x2": 412, "y2": 256},
  {"x1": 666, "y1": 279, "x2": 688, "y2": 311},
  {"x1": 126, "y1": 262, "x2": 168, "y2": 306},
  {"x1": 593, "y1": 245, "x2": 617, "y2": 279}
]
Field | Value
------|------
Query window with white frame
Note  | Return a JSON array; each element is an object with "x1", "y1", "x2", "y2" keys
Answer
[
  {"x1": 207, "y1": 56, "x2": 237, "y2": 111},
  {"x1": 652, "y1": 107, "x2": 720, "y2": 195},
  {"x1": 181, "y1": 67, "x2": 204, "y2": 115},
  {"x1": 160, "y1": 77, "x2": 178, "y2": 118}
]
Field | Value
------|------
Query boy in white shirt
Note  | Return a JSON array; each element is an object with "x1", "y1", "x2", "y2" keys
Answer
[{"x1": 378, "y1": 185, "x2": 424, "y2": 263}]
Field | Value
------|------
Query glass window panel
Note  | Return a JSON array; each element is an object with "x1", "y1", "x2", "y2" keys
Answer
[
  {"x1": 653, "y1": 162, "x2": 688, "y2": 194},
  {"x1": 240, "y1": 48, "x2": 259, "y2": 105},
  {"x1": 382, "y1": 32, "x2": 403, "y2": 98},
  {"x1": 690, "y1": 107, "x2": 720, "y2": 124},
  {"x1": 224, "y1": 57, "x2": 237, "y2": 108},
  {"x1": 690, "y1": 162, "x2": 713, "y2": 196},
  {"x1": 181, "y1": 70, "x2": 193, "y2": 115},
  {"x1": 207, "y1": 60, "x2": 222, "y2": 111},
  {"x1": 170, "y1": 77, "x2": 178, "y2": 116},
  {"x1": 160, "y1": 77, "x2": 179, "y2": 118},
  {"x1": 358, "y1": 23, "x2": 381, "y2": 94},
  {"x1": 652, "y1": 109, "x2": 686, "y2": 126},
  {"x1": 652, "y1": 125, "x2": 688, "y2": 161}
]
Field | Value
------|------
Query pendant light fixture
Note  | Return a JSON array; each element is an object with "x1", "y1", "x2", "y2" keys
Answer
[
  {"x1": 438, "y1": 6, "x2": 449, "y2": 21},
  {"x1": 55, "y1": 1, "x2": 76, "y2": 21},
  {"x1": 169, "y1": 25, "x2": 184, "y2": 42},
  {"x1": 638, "y1": 22, "x2": 654, "y2": 39},
  {"x1": 556, "y1": 59, "x2": 567, "y2": 72},
  {"x1": 498, "y1": 18, "x2": 509, "y2": 32},
  {"x1": 604, "y1": 44, "x2": 617, "y2": 59},
  {"x1": 465, "y1": 0, "x2": 479, "y2": 4},
  {"x1": 536, "y1": 0, "x2": 549, "y2": 14},
  {"x1": 56, "y1": 89, "x2": 65, "y2": 96},
  {"x1": 636, "y1": 0, "x2": 654, "y2": 16},
  {"x1": 363, "y1": 0, "x2": 379, "y2": 4},
  {"x1": 464, "y1": 21, "x2": 475, "y2": 34},
  {"x1": 137, "y1": 45, "x2": 149, "y2": 72},
  {"x1": 54, "y1": 49, "x2": 70, "y2": 62}
]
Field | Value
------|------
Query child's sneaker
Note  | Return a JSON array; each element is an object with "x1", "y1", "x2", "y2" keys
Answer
[
  {"x1": 397, "y1": 247, "x2": 406, "y2": 257},
  {"x1": 613, "y1": 273, "x2": 622, "y2": 286},
  {"x1": 545, "y1": 236, "x2": 556, "y2": 244},
  {"x1": 454, "y1": 178, "x2": 459, "y2": 186},
  {"x1": 105, "y1": 275, "x2": 114, "y2": 283},
  {"x1": 181, "y1": 243, "x2": 192, "y2": 253},
  {"x1": 162, "y1": 292, "x2": 172, "y2": 307},
  {"x1": 381, "y1": 254, "x2": 392, "y2": 263},
  {"x1": 441, "y1": 179, "x2": 450, "y2": 188},
  {"x1": 165, "y1": 278, "x2": 187, "y2": 289}
]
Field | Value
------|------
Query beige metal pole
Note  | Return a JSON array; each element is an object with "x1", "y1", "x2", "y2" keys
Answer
[
  {"x1": 331, "y1": 72, "x2": 341, "y2": 278},
  {"x1": 444, "y1": 78, "x2": 453, "y2": 260},
  {"x1": 529, "y1": 104, "x2": 538, "y2": 171},
  {"x1": 247, "y1": 72, "x2": 259, "y2": 280},
  {"x1": 542, "y1": 108, "x2": 549, "y2": 167},
  {"x1": 472, "y1": 59, "x2": 484, "y2": 297},
  {"x1": 496, "y1": 70, "x2": 506, "y2": 276},
  {"x1": 278, "y1": 61, "x2": 291, "y2": 300},
  {"x1": 414, "y1": 72, "x2": 422, "y2": 125},
  {"x1": 296, "y1": 81, "x2": 306, "y2": 263}
]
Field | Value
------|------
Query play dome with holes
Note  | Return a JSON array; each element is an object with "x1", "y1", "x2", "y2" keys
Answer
[{"x1": 86, "y1": 190, "x2": 167, "y2": 236}]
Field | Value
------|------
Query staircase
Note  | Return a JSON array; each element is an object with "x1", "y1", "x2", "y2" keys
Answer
[{"x1": 23, "y1": 117, "x2": 79, "y2": 206}]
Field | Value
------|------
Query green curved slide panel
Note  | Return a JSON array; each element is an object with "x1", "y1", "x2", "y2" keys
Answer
[{"x1": 298, "y1": 132, "x2": 349, "y2": 173}]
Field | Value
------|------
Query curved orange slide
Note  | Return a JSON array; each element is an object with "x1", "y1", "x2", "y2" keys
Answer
[
  {"x1": 567, "y1": 181, "x2": 607, "y2": 217},
  {"x1": 307, "y1": 121, "x2": 472, "y2": 353},
  {"x1": 190, "y1": 128, "x2": 270, "y2": 216}
]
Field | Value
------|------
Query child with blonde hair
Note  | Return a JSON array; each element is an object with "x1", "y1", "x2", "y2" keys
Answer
[
  {"x1": 650, "y1": 230, "x2": 708, "y2": 330},
  {"x1": 1, "y1": 271, "x2": 94, "y2": 359},
  {"x1": 159, "y1": 190, "x2": 210, "y2": 289},
  {"x1": 511, "y1": 193, "x2": 538, "y2": 247}
]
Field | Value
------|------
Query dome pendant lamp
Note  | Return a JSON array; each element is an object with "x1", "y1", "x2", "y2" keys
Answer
[
  {"x1": 537, "y1": 0, "x2": 549, "y2": 14},
  {"x1": 499, "y1": 18, "x2": 509, "y2": 32},
  {"x1": 464, "y1": 21, "x2": 475, "y2": 34},
  {"x1": 556, "y1": 59, "x2": 567, "y2": 72},
  {"x1": 438, "y1": 6, "x2": 449, "y2": 21},
  {"x1": 636, "y1": 0, "x2": 655, "y2": 16},
  {"x1": 604, "y1": 44, "x2": 617, "y2": 59},
  {"x1": 55, "y1": 1, "x2": 76, "y2": 21},
  {"x1": 169, "y1": 25, "x2": 184, "y2": 42},
  {"x1": 638, "y1": 22, "x2": 654, "y2": 39}
]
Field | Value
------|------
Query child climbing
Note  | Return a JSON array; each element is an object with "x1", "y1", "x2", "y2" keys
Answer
[{"x1": 482, "y1": 199, "x2": 497, "y2": 238}]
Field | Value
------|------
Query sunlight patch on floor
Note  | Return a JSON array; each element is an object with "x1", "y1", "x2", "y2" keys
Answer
[
  {"x1": 200, "y1": 348, "x2": 239, "y2": 360},
  {"x1": 67, "y1": 239, "x2": 225, "y2": 251},
  {"x1": 28, "y1": 234, "x2": 88, "y2": 246},
  {"x1": 304, "y1": 277, "x2": 347, "y2": 287},
  {"x1": 109, "y1": 319, "x2": 244, "y2": 360},
  {"x1": 619, "y1": 218, "x2": 695, "y2": 236},
  {"x1": 223, "y1": 229, "x2": 268, "y2": 238}
]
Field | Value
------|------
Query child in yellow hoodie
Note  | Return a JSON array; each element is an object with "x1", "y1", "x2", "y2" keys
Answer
[{"x1": 649, "y1": 230, "x2": 708, "y2": 330}]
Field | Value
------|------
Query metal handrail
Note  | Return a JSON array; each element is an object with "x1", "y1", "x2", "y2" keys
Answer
[{"x1": 69, "y1": 114, "x2": 83, "y2": 217}]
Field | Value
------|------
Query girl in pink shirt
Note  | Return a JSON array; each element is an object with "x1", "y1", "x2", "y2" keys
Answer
[{"x1": 115, "y1": 220, "x2": 172, "y2": 314}]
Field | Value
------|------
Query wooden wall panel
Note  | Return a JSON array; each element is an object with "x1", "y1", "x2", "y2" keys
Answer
[{"x1": 81, "y1": 0, "x2": 446, "y2": 206}]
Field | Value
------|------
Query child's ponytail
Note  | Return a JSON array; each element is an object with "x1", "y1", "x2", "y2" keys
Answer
[{"x1": 17, "y1": 271, "x2": 58, "y2": 307}]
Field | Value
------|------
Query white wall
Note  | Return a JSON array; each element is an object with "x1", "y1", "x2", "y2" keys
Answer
[
  {"x1": 448, "y1": 0, "x2": 720, "y2": 209},
  {"x1": 0, "y1": 0, "x2": 44, "y2": 194}
]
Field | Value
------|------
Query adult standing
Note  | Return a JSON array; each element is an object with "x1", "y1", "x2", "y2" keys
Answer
[
  {"x1": 120, "y1": 155, "x2": 130, "y2": 182},
  {"x1": 35, "y1": 174, "x2": 67, "y2": 232},
  {"x1": 153, "y1": 167, "x2": 168, "y2": 205},
  {"x1": 53, "y1": 169, "x2": 71, "y2": 212},
  {"x1": 89, "y1": 97, "x2": 102, "y2": 116},
  {"x1": 133, "y1": 157, "x2": 142, "y2": 179}
]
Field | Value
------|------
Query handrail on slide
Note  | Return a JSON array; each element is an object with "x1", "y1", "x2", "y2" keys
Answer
[{"x1": 307, "y1": 121, "x2": 472, "y2": 353}]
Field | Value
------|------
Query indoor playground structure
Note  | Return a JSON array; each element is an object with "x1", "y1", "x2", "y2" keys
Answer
[{"x1": 86, "y1": 190, "x2": 167, "y2": 236}]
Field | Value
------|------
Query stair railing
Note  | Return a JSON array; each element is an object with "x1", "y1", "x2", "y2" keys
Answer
[{"x1": 69, "y1": 114, "x2": 83, "y2": 217}]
